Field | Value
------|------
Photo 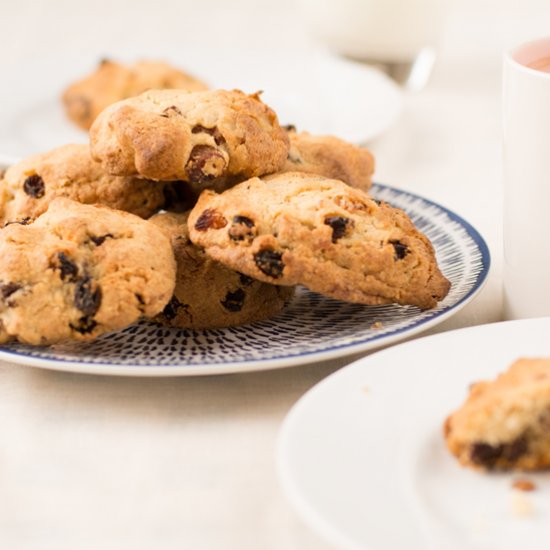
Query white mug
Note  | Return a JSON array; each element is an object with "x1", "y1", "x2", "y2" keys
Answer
[
  {"x1": 298, "y1": 0, "x2": 445, "y2": 62},
  {"x1": 503, "y1": 36, "x2": 550, "y2": 319}
]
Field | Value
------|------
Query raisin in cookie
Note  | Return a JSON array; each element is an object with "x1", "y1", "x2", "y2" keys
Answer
[
  {"x1": 150, "y1": 211, "x2": 294, "y2": 329},
  {"x1": 0, "y1": 144, "x2": 167, "y2": 226},
  {"x1": 445, "y1": 358, "x2": 550, "y2": 471},
  {"x1": 90, "y1": 89, "x2": 289, "y2": 183},
  {"x1": 0, "y1": 198, "x2": 176, "y2": 345},
  {"x1": 188, "y1": 172, "x2": 450, "y2": 309},
  {"x1": 63, "y1": 59, "x2": 208, "y2": 130},
  {"x1": 283, "y1": 129, "x2": 374, "y2": 191}
]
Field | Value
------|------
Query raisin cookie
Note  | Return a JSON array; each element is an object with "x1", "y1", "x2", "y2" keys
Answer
[
  {"x1": 63, "y1": 59, "x2": 208, "y2": 130},
  {"x1": 445, "y1": 358, "x2": 550, "y2": 471},
  {"x1": 0, "y1": 144, "x2": 167, "y2": 225},
  {"x1": 150, "y1": 211, "x2": 294, "y2": 329},
  {"x1": 0, "y1": 198, "x2": 176, "y2": 345},
  {"x1": 90, "y1": 89, "x2": 290, "y2": 183},
  {"x1": 188, "y1": 172, "x2": 450, "y2": 309},
  {"x1": 283, "y1": 129, "x2": 374, "y2": 191}
]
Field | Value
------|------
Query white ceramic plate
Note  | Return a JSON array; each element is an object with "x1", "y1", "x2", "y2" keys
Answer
[
  {"x1": 0, "y1": 50, "x2": 402, "y2": 159},
  {"x1": 278, "y1": 318, "x2": 550, "y2": 550},
  {"x1": 0, "y1": 183, "x2": 489, "y2": 376}
]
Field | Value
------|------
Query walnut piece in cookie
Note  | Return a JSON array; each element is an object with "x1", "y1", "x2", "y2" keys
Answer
[
  {"x1": 445, "y1": 358, "x2": 550, "y2": 471},
  {"x1": 150, "y1": 211, "x2": 294, "y2": 329},
  {"x1": 0, "y1": 198, "x2": 176, "y2": 345},
  {"x1": 62, "y1": 59, "x2": 208, "y2": 130},
  {"x1": 90, "y1": 89, "x2": 290, "y2": 183},
  {"x1": 283, "y1": 130, "x2": 375, "y2": 191},
  {"x1": 187, "y1": 172, "x2": 450, "y2": 309},
  {"x1": 0, "y1": 144, "x2": 167, "y2": 226}
]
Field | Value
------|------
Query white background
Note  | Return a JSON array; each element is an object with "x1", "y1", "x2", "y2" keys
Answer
[{"x1": 1, "y1": 1, "x2": 550, "y2": 548}]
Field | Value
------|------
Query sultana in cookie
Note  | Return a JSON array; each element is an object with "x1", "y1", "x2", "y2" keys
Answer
[
  {"x1": 90, "y1": 89, "x2": 289, "y2": 183},
  {"x1": 283, "y1": 128, "x2": 374, "y2": 191},
  {"x1": 150, "y1": 211, "x2": 294, "y2": 329},
  {"x1": 62, "y1": 59, "x2": 208, "y2": 130},
  {"x1": 0, "y1": 144, "x2": 167, "y2": 225},
  {"x1": 188, "y1": 172, "x2": 450, "y2": 309},
  {"x1": 445, "y1": 358, "x2": 550, "y2": 471},
  {"x1": 0, "y1": 198, "x2": 176, "y2": 345}
]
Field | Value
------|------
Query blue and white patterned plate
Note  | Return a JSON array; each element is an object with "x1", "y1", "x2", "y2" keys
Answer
[{"x1": 0, "y1": 183, "x2": 490, "y2": 376}]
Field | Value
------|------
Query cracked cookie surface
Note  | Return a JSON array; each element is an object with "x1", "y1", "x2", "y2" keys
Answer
[
  {"x1": 188, "y1": 172, "x2": 450, "y2": 309},
  {"x1": 0, "y1": 144, "x2": 167, "y2": 225},
  {"x1": 90, "y1": 89, "x2": 289, "y2": 183},
  {"x1": 283, "y1": 130, "x2": 374, "y2": 191},
  {"x1": 445, "y1": 358, "x2": 550, "y2": 471},
  {"x1": 150, "y1": 211, "x2": 294, "y2": 329},
  {"x1": 62, "y1": 59, "x2": 208, "y2": 130},
  {"x1": 0, "y1": 198, "x2": 176, "y2": 345}
]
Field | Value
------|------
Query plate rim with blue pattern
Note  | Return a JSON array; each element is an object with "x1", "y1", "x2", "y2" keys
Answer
[{"x1": 0, "y1": 183, "x2": 491, "y2": 376}]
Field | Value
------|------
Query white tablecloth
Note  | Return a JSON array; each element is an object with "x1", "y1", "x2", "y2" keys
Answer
[{"x1": 1, "y1": 1, "x2": 548, "y2": 548}]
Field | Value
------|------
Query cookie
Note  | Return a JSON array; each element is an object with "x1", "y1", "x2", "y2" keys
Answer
[
  {"x1": 0, "y1": 198, "x2": 176, "y2": 345},
  {"x1": 188, "y1": 172, "x2": 450, "y2": 309},
  {"x1": 445, "y1": 358, "x2": 550, "y2": 471},
  {"x1": 62, "y1": 59, "x2": 208, "y2": 130},
  {"x1": 150, "y1": 211, "x2": 294, "y2": 329},
  {"x1": 283, "y1": 129, "x2": 374, "y2": 191},
  {"x1": 90, "y1": 89, "x2": 290, "y2": 183},
  {"x1": 0, "y1": 144, "x2": 167, "y2": 225}
]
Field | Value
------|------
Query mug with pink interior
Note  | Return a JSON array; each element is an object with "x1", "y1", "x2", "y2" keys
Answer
[{"x1": 503, "y1": 36, "x2": 550, "y2": 319}]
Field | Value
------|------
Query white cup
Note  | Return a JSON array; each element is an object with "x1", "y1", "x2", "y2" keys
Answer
[
  {"x1": 298, "y1": 0, "x2": 445, "y2": 62},
  {"x1": 503, "y1": 36, "x2": 550, "y2": 319}
]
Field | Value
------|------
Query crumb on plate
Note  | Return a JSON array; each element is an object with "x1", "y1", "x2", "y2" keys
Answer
[{"x1": 512, "y1": 479, "x2": 536, "y2": 492}]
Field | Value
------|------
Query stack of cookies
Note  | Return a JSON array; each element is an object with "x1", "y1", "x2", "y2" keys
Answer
[{"x1": 0, "y1": 61, "x2": 450, "y2": 346}]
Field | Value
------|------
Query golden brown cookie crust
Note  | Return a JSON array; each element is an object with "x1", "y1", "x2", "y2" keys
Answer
[
  {"x1": 89, "y1": 89, "x2": 290, "y2": 183},
  {"x1": 0, "y1": 144, "x2": 167, "y2": 225},
  {"x1": 62, "y1": 59, "x2": 208, "y2": 130},
  {"x1": 150, "y1": 211, "x2": 294, "y2": 329},
  {"x1": 187, "y1": 172, "x2": 450, "y2": 309},
  {"x1": 284, "y1": 131, "x2": 374, "y2": 191},
  {"x1": 0, "y1": 199, "x2": 176, "y2": 345},
  {"x1": 445, "y1": 358, "x2": 550, "y2": 471}
]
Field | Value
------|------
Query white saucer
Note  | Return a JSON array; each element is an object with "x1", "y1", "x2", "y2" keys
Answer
[
  {"x1": 0, "y1": 50, "x2": 402, "y2": 158},
  {"x1": 278, "y1": 318, "x2": 550, "y2": 549}
]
